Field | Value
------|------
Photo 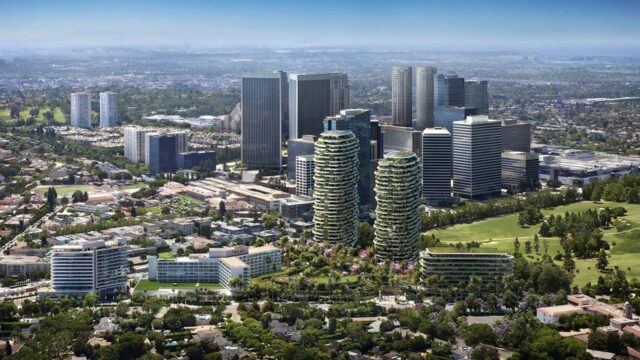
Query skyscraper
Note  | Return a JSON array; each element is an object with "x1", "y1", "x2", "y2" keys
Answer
[
  {"x1": 370, "y1": 119, "x2": 383, "y2": 160},
  {"x1": 501, "y1": 151, "x2": 540, "y2": 192},
  {"x1": 324, "y1": 109, "x2": 372, "y2": 212},
  {"x1": 435, "y1": 74, "x2": 465, "y2": 107},
  {"x1": 277, "y1": 70, "x2": 290, "y2": 141},
  {"x1": 453, "y1": 115, "x2": 502, "y2": 199},
  {"x1": 288, "y1": 73, "x2": 349, "y2": 139},
  {"x1": 374, "y1": 151, "x2": 421, "y2": 262},
  {"x1": 296, "y1": 155, "x2": 315, "y2": 196},
  {"x1": 49, "y1": 240, "x2": 128, "y2": 298},
  {"x1": 70, "y1": 92, "x2": 91, "y2": 128},
  {"x1": 287, "y1": 135, "x2": 316, "y2": 180},
  {"x1": 241, "y1": 74, "x2": 284, "y2": 169},
  {"x1": 392, "y1": 66, "x2": 412, "y2": 127},
  {"x1": 501, "y1": 119, "x2": 531, "y2": 152},
  {"x1": 422, "y1": 128, "x2": 452, "y2": 206},
  {"x1": 416, "y1": 66, "x2": 437, "y2": 130},
  {"x1": 124, "y1": 127, "x2": 155, "y2": 163},
  {"x1": 380, "y1": 125, "x2": 422, "y2": 156},
  {"x1": 313, "y1": 130, "x2": 359, "y2": 245},
  {"x1": 464, "y1": 80, "x2": 489, "y2": 115},
  {"x1": 99, "y1": 92, "x2": 117, "y2": 127},
  {"x1": 146, "y1": 132, "x2": 178, "y2": 175}
]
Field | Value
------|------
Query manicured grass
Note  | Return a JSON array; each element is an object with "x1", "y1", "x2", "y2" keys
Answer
[
  {"x1": 314, "y1": 275, "x2": 359, "y2": 285},
  {"x1": 121, "y1": 183, "x2": 148, "y2": 190},
  {"x1": 36, "y1": 184, "x2": 96, "y2": 197},
  {"x1": 424, "y1": 201, "x2": 640, "y2": 286},
  {"x1": 137, "y1": 206, "x2": 161, "y2": 215},
  {"x1": 135, "y1": 280, "x2": 222, "y2": 292},
  {"x1": 158, "y1": 252, "x2": 176, "y2": 260},
  {"x1": 0, "y1": 106, "x2": 67, "y2": 124}
]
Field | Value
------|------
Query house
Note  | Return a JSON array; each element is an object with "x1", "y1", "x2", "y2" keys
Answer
[{"x1": 269, "y1": 320, "x2": 301, "y2": 342}]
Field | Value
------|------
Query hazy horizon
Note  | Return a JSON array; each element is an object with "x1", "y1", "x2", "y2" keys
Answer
[{"x1": 2, "y1": 0, "x2": 640, "y2": 56}]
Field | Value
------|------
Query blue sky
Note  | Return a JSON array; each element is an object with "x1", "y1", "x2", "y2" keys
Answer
[{"x1": 2, "y1": 0, "x2": 639, "y2": 54}]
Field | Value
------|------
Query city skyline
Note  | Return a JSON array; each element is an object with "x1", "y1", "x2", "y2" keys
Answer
[{"x1": 2, "y1": 0, "x2": 640, "y2": 55}]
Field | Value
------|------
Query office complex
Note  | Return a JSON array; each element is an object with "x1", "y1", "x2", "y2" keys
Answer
[
  {"x1": 146, "y1": 132, "x2": 178, "y2": 175},
  {"x1": 287, "y1": 135, "x2": 316, "y2": 179},
  {"x1": 370, "y1": 119, "x2": 383, "y2": 159},
  {"x1": 277, "y1": 70, "x2": 289, "y2": 140},
  {"x1": 99, "y1": 91, "x2": 117, "y2": 127},
  {"x1": 148, "y1": 245, "x2": 282, "y2": 290},
  {"x1": 434, "y1": 106, "x2": 476, "y2": 133},
  {"x1": 391, "y1": 66, "x2": 412, "y2": 127},
  {"x1": 324, "y1": 109, "x2": 372, "y2": 212},
  {"x1": 374, "y1": 151, "x2": 421, "y2": 262},
  {"x1": 422, "y1": 128, "x2": 453, "y2": 206},
  {"x1": 124, "y1": 127, "x2": 155, "y2": 163},
  {"x1": 288, "y1": 73, "x2": 349, "y2": 139},
  {"x1": 47, "y1": 240, "x2": 128, "y2": 298},
  {"x1": 502, "y1": 151, "x2": 540, "y2": 191},
  {"x1": 380, "y1": 125, "x2": 422, "y2": 156},
  {"x1": 416, "y1": 66, "x2": 437, "y2": 130},
  {"x1": 70, "y1": 92, "x2": 92, "y2": 128},
  {"x1": 241, "y1": 74, "x2": 284, "y2": 169},
  {"x1": 420, "y1": 248, "x2": 514, "y2": 296},
  {"x1": 453, "y1": 115, "x2": 502, "y2": 199},
  {"x1": 464, "y1": 80, "x2": 489, "y2": 115},
  {"x1": 296, "y1": 155, "x2": 315, "y2": 196},
  {"x1": 501, "y1": 119, "x2": 532, "y2": 152},
  {"x1": 312, "y1": 130, "x2": 359, "y2": 245},
  {"x1": 177, "y1": 150, "x2": 217, "y2": 171},
  {"x1": 435, "y1": 74, "x2": 465, "y2": 107}
]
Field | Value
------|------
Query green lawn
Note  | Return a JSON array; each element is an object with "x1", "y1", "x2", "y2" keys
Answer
[
  {"x1": 0, "y1": 106, "x2": 66, "y2": 124},
  {"x1": 36, "y1": 184, "x2": 96, "y2": 197},
  {"x1": 122, "y1": 183, "x2": 148, "y2": 190},
  {"x1": 135, "y1": 280, "x2": 222, "y2": 292},
  {"x1": 314, "y1": 275, "x2": 359, "y2": 285},
  {"x1": 157, "y1": 252, "x2": 176, "y2": 260},
  {"x1": 137, "y1": 206, "x2": 161, "y2": 215},
  {"x1": 424, "y1": 201, "x2": 640, "y2": 286}
]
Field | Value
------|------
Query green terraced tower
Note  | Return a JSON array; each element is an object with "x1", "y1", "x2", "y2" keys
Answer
[
  {"x1": 374, "y1": 150, "x2": 422, "y2": 262},
  {"x1": 312, "y1": 130, "x2": 359, "y2": 245}
]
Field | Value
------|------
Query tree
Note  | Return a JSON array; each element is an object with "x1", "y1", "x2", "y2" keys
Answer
[
  {"x1": 471, "y1": 345, "x2": 499, "y2": 360},
  {"x1": 563, "y1": 250, "x2": 576, "y2": 273},
  {"x1": 4, "y1": 340, "x2": 11, "y2": 356},
  {"x1": 229, "y1": 276, "x2": 244, "y2": 289},
  {"x1": 219, "y1": 200, "x2": 226, "y2": 218},
  {"x1": 629, "y1": 188, "x2": 640, "y2": 204},
  {"x1": 130, "y1": 206, "x2": 137, "y2": 218},
  {"x1": 462, "y1": 323, "x2": 497, "y2": 347},
  {"x1": 46, "y1": 187, "x2": 57, "y2": 209},
  {"x1": 71, "y1": 190, "x2": 84, "y2": 203},
  {"x1": 117, "y1": 332, "x2": 146, "y2": 360},
  {"x1": 513, "y1": 238, "x2": 520, "y2": 254},
  {"x1": 543, "y1": 238, "x2": 549, "y2": 255},
  {"x1": 533, "y1": 234, "x2": 540, "y2": 254},
  {"x1": 539, "y1": 222, "x2": 551, "y2": 237},
  {"x1": 356, "y1": 222, "x2": 375, "y2": 248},
  {"x1": 161, "y1": 206, "x2": 170, "y2": 215},
  {"x1": 83, "y1": 293, "x2": 97, "y2": 308},
  {"x1": 524, "y1": 240, "x2": 532, "y2": 255},
  {"x1": 596, "y1": 249, "x2": 608, "y2": 272}
]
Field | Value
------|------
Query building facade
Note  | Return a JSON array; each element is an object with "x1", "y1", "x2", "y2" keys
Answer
[
  {"x1": 436, "y1": 74, "x2": 465, "y2": 107},
  {"x1": 70, "y1": 92, "x2": 92, "y2": 128},
  {"x1": 295, "y1": 155, "x2": 315, "y2": 196},
  {"x1": 312, "y1": 130, "x2": 359, "y2": 245},
  {"x1": 177, "y1": 151, "x2": 217, "y2": 171},
  {"x1": 288, "y1": 73, "x2": 349, "y2": 139},
  {"x1": 48, "y1": 240, "x2": 128, "y2": 298},
  {"x1": 380, "y1": 125, "x2": 422, "y2": 157},
  {"x1": 241, "y1": 74, "x2": 283, "y2": 169},
  {"x1": 464, "y1": 80, "x2": 489, "y2": 115},
  {"x1": 99, "y1": 92, "x2": 117, "y2": 127},
  {"x1": 453, "y1": 116, "x2": 502, "y2": 199},
  {"x1": 391, "y1": 66, "x2": 412, "y2": 127},
  {"x1": 502, "y1": 151, "x2": 540, "y2": 191},
  {"x1": 416, "y1": 66, "x2": 437, "y2": 130},
  {"x1": 374, "y1": 151, "x2": 421, "y2": 262},
  {"x1": 124, "y1": 127, "x2": 155, "y2": 163},
  {"x1": 422, "y1": 128, "x2": 452, "y2": 206},
  {"x1": 324, "y1": 109, "x2": 372, "y2": 212},
  {"x1": 0, "y1": 255, "x2": 49, "y2": 276},
  {"x1": 501, "y1": 119, "x2": 531, "y2": 152},
  {"x1": 146, "y1": 133, "x2": 178, "y2": 175},
  {"x1": 420, "y1": 248, "x2": 514, "y2": 297},
  {"x1": 287, "y1": 135, "x2": 316, "y2": 180},
  {"x1": 148, "y1": 245, "x2": 282, "y2": 290}
]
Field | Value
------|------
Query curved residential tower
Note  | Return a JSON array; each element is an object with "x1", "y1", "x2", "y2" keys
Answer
[
  {"x1": 312, "y1": 130, "x2": 359, "y2": 245},
  {"x1": 374, "y1": 151, "x2": 421, "y2": 262}
]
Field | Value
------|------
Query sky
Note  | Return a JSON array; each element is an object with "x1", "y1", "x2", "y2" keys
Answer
[{"x1": 2, "y1": 0, "x2": 639, "y2": 55}]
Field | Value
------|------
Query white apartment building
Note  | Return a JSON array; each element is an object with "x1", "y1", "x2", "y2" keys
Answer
[
  {"x1": 71, "y1": 92, "x2": 92, "y2": 128},
  {"x1": 295, "y1": 155, "x2": 314, "y2": 196},
  {"x1": 99, "y1": 92, "x2": 117, "y2": 127},
  {"x1": 124, "y1": 127, "x2": 155, "y2": 163}
]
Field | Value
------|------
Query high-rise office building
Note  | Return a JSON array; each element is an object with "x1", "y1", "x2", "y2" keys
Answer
[
  {"x1": 434, "y1": 106, "x2": 477, "y2": 133},
  {"x1": 177, "y1": 151, "x2": 217, "y2": 171},
  {"x1": 99, "y1": 92, "x2": 117, "y2": 127},
  {"x1": 374, "y1": 151, "x2": 421, "y2": 262},
  {"x1": 241, "y1": 74, "x2": 283, "y2": 169},
  {"x1": 422, "y1": 128, "x2": 452, "y2": 206},
  {"x1": 391, "y1": 66, "x2": 413, "y2": 127},
  {"x1": 287, "y1": 135, "x2": 316, "y2": 180},
  {"x1": 435, "y1": 74, "x2": 465, "y2": 107},
  {"x1": 124, "y1": 127, "x2": 155, "y2": 163},
  {"x1": 296, "y1": 155, "x2": 315, "y2": 196},
  {"x1": 48, "y1": 240, "x2": 128, "y2": 298},
  {"x1": 288, "y1": 73, "x2": 349, "y2": 139},
  {"x1": 453, "y1": 115, "x2": 502, "y2": 199},
  {"x1": 70, "y1": 92, "x2": 92, "y2": 128},
  {"x1": 501, "y1": 119, "x2": 531, "y2": 152},
  {"x1": 464, "y1": 80, "x2": 489, "y2": 115},
  {"x1": 313, "y1": 130, "x2": 359, "y2": 245},
  {"x1": 501, "y1": 151, "x2": 540, "y2": 192},
  {"x1": 277, "y1": 71, "x2": 289, "y2": 141},
  {"x1": 370, "y1": 119, "x2": 384, "y2": 160},
  {"x1": 172, "y1": 131, "x2": 189, "y2": 154},
  {"x1": 380, "y1": 125, "x2": 422, "y2": 157},
  {"x1": 324, "y1": 109, "x2": 372, "y2": 212},
  {"x1": 416, "y1": 66, "x2": 437, "y2": 130},
  {"x1": 146, "y1": 132, "x2": 178, "y2": 175}
]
